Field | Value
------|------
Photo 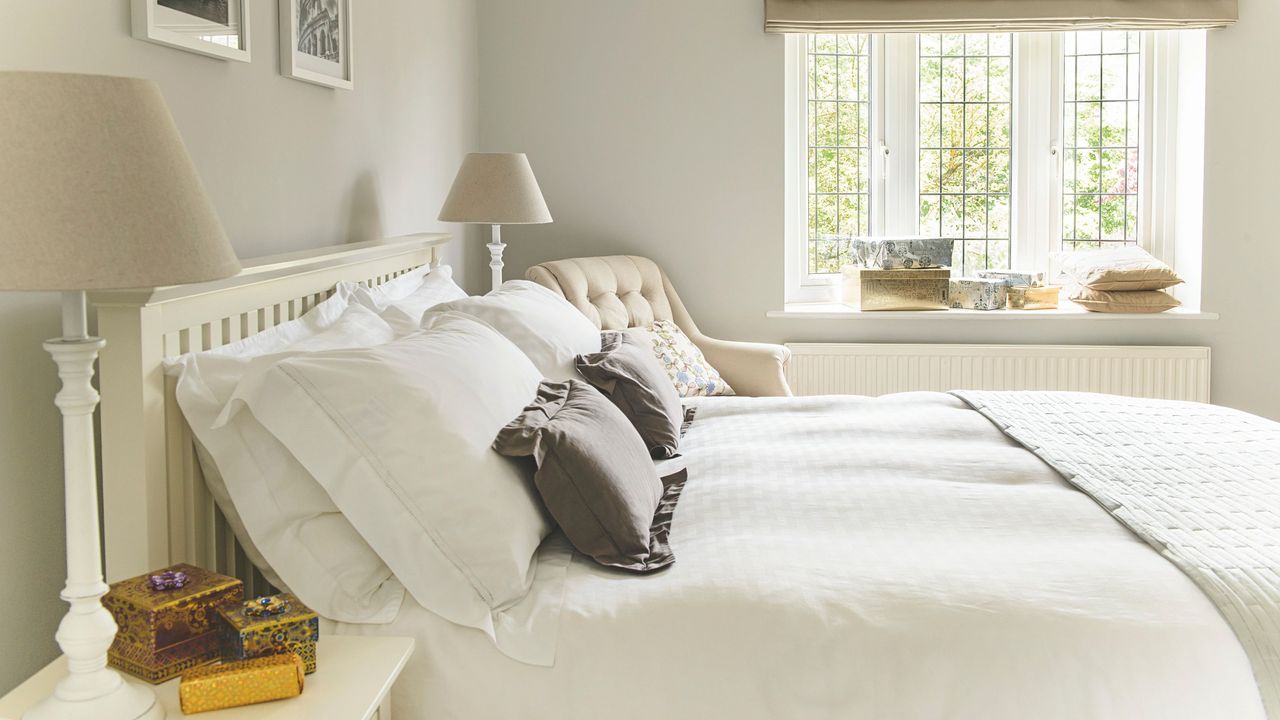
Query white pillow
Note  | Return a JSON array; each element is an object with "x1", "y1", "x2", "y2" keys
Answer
[
  {"x1": 165, "y1": 292, "x2": 405, "y2": 624},
  {"x1": 349, "y1": 264, "x2": 469, "y2": 335},
  {"x1": 424, "y1": 280, "x2": 601, "y2": 380},
  {"x1": 222, "y1": 312, "x2": 551, "y2": 646}
]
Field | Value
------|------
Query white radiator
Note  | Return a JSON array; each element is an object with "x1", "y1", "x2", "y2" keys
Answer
[{"x1": 785, "y1": 344, "x2": 1211, "y2": 402}]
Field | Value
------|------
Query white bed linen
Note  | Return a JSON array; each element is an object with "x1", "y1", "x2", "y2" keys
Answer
[{"x1": 331, "y1": 392, "x2": 1264, "y2": 720}]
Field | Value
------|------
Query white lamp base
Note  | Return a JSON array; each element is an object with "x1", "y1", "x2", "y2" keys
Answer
[
  {"x1": 23, "y1": 677, "x2": 162, "y2": 720},
  {"x1": 487, "y1": 224, "x2": 505, "y2": 292},
  {"x1": 23, "y1": 292, "x2": 164, "y2": 720}
]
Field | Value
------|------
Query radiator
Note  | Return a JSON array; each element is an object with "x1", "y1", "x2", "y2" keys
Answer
[{"x1": 785, "y1": 344, "x2": 1211, "y2": 402}]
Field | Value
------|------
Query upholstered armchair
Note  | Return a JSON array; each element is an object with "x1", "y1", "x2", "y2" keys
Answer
[{"x1": 526, "y1": 256, "x2": 793, "y2": 397}]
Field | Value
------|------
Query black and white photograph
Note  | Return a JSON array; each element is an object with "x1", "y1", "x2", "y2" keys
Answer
[
  {"x1": 281, "y1": 0, "x2": 353, "y2": 90},
  {"x1": 131, "y1": 0, "x2": 250, "y2": 62},
  {"x1": 296, "y1": 0, "x2": 340, "y2": 63},
  {"x1": 157, "y1": 0, "x2": 228, "y2": 25}
]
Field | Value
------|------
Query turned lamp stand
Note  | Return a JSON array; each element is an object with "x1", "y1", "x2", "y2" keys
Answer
[
  {"x1": 487, "y1": 224, "x2": 506, "y2": 292},
  {"x1": 25, "y1": 292, "x2": 163, "y2": 720}
]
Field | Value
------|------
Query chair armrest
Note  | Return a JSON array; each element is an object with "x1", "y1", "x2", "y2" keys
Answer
[{"x1": 693, "y1": 336, "x2": 793, "y2": 397}]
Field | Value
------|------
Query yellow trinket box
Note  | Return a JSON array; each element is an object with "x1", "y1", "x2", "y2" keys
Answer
[
  {"x1": 178, "y1": 652, "x2": 305, "y2": 714},
  {"x1": 1008, "y1": 285, "x2": 1062, "y2": 310},
  {"x1": 102, "y1": 563, "x2": 244, "y2": 684},
  {"x1": 219, "y1": 593, "x2": 320, "y2": 673}
]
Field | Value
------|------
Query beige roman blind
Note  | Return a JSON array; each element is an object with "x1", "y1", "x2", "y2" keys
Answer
[{"x1": 764, "y1": 0, "x2": 1238, "y2": 32}]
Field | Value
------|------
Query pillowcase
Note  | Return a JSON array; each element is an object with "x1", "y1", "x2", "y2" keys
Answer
[
  {"x1": 625, "y1": 320, "x2": 734, "y2": 398},
  {"x1": 575, "y1": 331, "x2": 685, "y2": 459},
  {"x1": 494, "y1": 379, "x2": 686, "y2": 573},
  {"x1": 222, "y1": 312, "x2": 552, "y2": 646},
  {"x1": 349, "y1": 264, "x2": 469, "y2": 335},
  {"x1": 1059, "y1": 246, "x2": 1184, "y2": 291},
  {"x1": 165, "y1": 293, "x2": 405, "y2": 624},
  {"x1": 424, "y1": 280, "x2": 601, "y2": 381},
  {"x1": 1070, "y1": 286, "x2": 1182, "y2": 314}
]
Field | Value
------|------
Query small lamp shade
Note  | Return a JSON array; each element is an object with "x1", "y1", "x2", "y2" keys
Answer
[
  {"x1": 438, "y1": 153, "x2": 553, "y2": 225},
  {"x1": 0, "y1": 71, "x2": 241, "y2": 291}
]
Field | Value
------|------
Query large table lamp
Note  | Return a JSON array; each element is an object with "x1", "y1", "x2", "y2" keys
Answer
[
  {"x1": 438, "y1": 153, "x2": 553, "y2": 292},
  {"x1": 0, "y1": 72, "x2": 242, "y2": 720}
]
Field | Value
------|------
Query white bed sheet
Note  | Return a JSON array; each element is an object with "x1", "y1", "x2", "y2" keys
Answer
[{"x1": 329, "y1": 392, "x2": 1264, "y2": 720}]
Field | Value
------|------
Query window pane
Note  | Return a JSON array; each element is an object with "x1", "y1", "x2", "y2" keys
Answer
[
  {"x1": 807, "y1": 34, "x2": 872, "y2": 274},
  {"x1": 1061, "y1": 30, "x2": 1140, "y2": 251},
  {"x1": 918, "y1": 33, "x2": 1013, "y2": 275}
]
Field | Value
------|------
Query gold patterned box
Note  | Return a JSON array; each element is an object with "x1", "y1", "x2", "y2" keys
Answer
[
  {"x1": 1008, "y1": 285, "x2": 1062, "y2": 310},
  {"x1": 842, "y1": 266, "x2": 951, "y2": 311},
  {"x1": 218, "y1": 594, "x2": 320, "y2": 673},
  {"x1": 109, "y1": 631, "x2": 223, "y2": 684},
  {"x1": 179, "y1": 653, "x2": 305, "y2": 714},
  {"x1": 103, "y1": 563, "x2": 244, "y2": 684}
]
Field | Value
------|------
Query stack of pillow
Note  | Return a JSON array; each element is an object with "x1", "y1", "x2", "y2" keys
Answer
[
  {"x1": 167, "y1": 263, "x2": 730, "y2": 666},
  {"x1": 1059, "y1": 246, "x2": 1184, "y2": 313}
]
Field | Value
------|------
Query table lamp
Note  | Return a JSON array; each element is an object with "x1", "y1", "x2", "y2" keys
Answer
[
  {"x1": 438, "y1": 153, "x2": 553, "y2": 292},
  {"x1": 0, "y1": 72, "x2": 242, "y2": 720}
]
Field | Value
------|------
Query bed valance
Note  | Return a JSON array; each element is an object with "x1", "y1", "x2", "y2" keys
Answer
[{"x1": 763, "y1": 0, "x2": 1238, "y2": 33}]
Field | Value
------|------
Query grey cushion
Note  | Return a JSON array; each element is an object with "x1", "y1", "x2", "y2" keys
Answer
[
  {"x1": 575, "y1": 331, "x2": 685, "y2": 459},
  {"x1": 493, "y1": 380, "x2": 685, "y2": 573}
]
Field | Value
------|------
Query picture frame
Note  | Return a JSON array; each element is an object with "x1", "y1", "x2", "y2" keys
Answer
[
  {"x1": 279, "y1": 0, "x2": 354, "y2": 90},
  {"x1": 131, "y1": 0, "x2": 251, "y2": 63}
]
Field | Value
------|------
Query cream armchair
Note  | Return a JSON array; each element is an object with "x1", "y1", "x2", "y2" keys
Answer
[{"x1": 526, "y1": 256, "x2": 792, "y2": 397}]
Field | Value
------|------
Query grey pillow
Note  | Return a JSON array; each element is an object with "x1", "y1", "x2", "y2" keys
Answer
[
  {"x1": 493, "y1": 379, "x2": 685, "y2": 573},
  {"x1": 575, "y1": 331, "x2": 685, "y2": 459}
]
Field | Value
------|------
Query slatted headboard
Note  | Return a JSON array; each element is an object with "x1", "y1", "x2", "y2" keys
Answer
[{"x1": 90, "y1": 233, "x2": 449, "y2": 593}]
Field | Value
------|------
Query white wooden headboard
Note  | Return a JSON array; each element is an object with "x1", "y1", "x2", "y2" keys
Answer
[{"x1": 90, "y1": 233, "x2": 450, "y2": 592}]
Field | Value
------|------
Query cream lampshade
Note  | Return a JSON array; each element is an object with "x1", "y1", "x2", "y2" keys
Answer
[
  {"x1": 0, "y1": 71, "x2": 242, "y2": 720},
  {"x1": 438, "y1": 153, "x2": 552, "y2": 291}
]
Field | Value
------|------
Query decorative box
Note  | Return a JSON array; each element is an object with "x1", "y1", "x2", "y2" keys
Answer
[
  {"x1": 977, "y1": 270, "x2": 1046, "y2": 288},
  {"x1": 179, "y1": 653, "x2": 305, "y2": 714},
  {"x1": 219, "y1": 593, "x2": 320, "y2": 674},
  {"x1": 103, "y1": 563, "x2": 244, "y2": 684},
  {"x1": 950, "y1": 278, "x2": 1009, "y2": 311},
  {"x1": 842, "y1": 266, "x2": 951, "y2": 312},
  {"x1": 851, "y1": 237, "x2": 955, "y2": 270},
  {"x1": 1008, "y1": 285, "x2": 1062, "y2": 310}
]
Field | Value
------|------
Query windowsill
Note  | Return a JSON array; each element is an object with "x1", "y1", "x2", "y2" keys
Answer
[{"x1": 769, "y1": 301, "x2": 1219, "y2": 321}]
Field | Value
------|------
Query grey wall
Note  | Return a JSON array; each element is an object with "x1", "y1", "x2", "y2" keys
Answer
[
  {"x1": 0, "y1": 0, "x2": 480, "y2": 693},
  {"x1": 479, "y1": 0, "x2": 1280, "y2": 421}
]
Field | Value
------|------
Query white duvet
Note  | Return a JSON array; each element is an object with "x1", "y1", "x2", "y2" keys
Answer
[{"x1": 330, "y1": 392, "x2": 1265, "y2": 720}]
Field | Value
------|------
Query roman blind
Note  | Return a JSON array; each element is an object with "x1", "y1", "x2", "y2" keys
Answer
[{"x1": 764, "y1": 0, "x2": 1238, "y2": 32}]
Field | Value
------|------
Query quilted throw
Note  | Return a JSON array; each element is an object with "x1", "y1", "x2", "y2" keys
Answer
[{"x1": 954, "y1": 390, "x2": 1280, "y2": 719}]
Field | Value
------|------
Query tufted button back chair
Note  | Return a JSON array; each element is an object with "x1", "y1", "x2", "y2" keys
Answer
[{"x1": 525, "y1": 256, "x2": 792, "y2": 397}]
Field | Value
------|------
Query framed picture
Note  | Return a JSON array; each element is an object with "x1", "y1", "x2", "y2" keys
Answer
[
  {"x1": 131, "y1": 0, "x2": 251, "y2": 62},
  {"x1": 279, "y1": 0, "x2": 354, "y2": 90}
]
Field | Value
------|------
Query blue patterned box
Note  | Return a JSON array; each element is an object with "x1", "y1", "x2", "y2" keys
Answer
[
  {"x1": 977, "y1": 270, "x2": 1046, "y2": 288},
  {"x1": 217, "y1": 593, "x2": 319, "y2": 674},
  {"x1": 949, "y1": 278, "x2": 1008, "y2": 310},
  {"x1": 851, "y1": 238, "x2": 955, "y2": 270}
]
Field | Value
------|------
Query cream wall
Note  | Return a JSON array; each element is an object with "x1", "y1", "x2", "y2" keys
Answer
[
  {"x1": 0, "y1": 0, "x2": 480, "y2": 693},
  {"x1": 479, "y1": 0, "x2": 1280, "y2": 421}
]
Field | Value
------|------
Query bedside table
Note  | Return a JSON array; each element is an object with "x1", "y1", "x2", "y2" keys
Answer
[{"x1": 0, "y1": 635, "x2": 414, "y2": 720}]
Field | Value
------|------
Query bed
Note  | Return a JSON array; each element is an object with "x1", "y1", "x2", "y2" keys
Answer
[{"x1": 91, "y1": 235, "x2": 1277, "y2": 720}]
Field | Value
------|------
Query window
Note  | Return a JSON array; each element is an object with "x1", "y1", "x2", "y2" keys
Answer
[
  {"x1": 1060, "y1": 31, "x2": 1142, "y2": 250},
  {"x1": 918, "y1": 33, "x2": 1013, "y2": 275},
  {"x1": 785, "y1": 29, "x2": 1204, "y2": 305},
  {"x1": 806, "y1": 34, "x2": 872, "y2": 273}
]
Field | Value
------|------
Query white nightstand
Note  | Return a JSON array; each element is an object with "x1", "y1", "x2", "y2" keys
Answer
[{"x1": 0, "y1": 635, "x2": 414, "y2": 720}]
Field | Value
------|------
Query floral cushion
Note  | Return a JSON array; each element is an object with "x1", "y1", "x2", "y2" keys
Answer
[{"x1": 625, "y1": 321, "x2": 733, "y2": 398}]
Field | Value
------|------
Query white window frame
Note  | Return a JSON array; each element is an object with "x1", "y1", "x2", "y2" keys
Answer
[{"x1": 785, "y1": 31, "x2": 1199, "y2": 305}]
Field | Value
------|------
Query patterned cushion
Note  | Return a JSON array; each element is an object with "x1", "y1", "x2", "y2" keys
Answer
[{"x1": 626, "y1": 320, "x2": 733, "y2": 398}]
